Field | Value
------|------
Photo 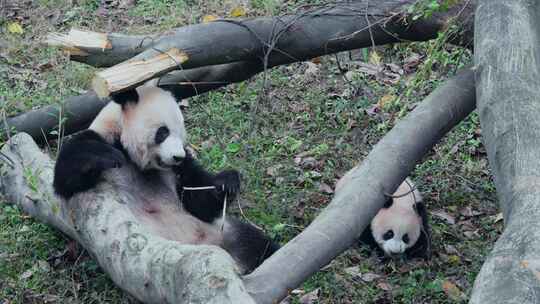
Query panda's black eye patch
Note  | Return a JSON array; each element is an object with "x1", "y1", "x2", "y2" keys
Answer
[
  {"x1": 155, "y1": 126, "x2": 170, "y2": 144},
  {"x1": 383, "y1": 230, "x2": 394, "y2": 240},
  {"x1": 402, "y1": 234, "x2": 410, "y2": 244}
]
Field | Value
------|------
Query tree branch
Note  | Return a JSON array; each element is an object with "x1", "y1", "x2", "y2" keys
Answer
[
  {"x1": 47, "y1": 1, "x2": 474, "y2": 68},
  {"x1": 244, "y1": 67, "x2": 476, "y2": 304},
  {"x1": 470, "y1": 1, "x2": 540, "y2": 303},
  {"x1": 0, "y1": 133, "x2": 254, "y2": 304},
  {"x1": 85, "y1": 0, "x2": 473, "y2": 97}
]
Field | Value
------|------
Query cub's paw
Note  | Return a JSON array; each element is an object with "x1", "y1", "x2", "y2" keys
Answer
[{"x1": 214, "y1": 170, "x2": 241, "y2": 198}]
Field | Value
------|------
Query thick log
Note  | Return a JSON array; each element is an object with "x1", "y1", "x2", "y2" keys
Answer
[
  {"x1": 10, "y1": 0, "x2": 475, "y2": 143},
  {"x1": 89, "y1": 0, "x2": 474, "y2": 97},
  {"x1": 47, "y1": 2, "x2": 474, "y2": 68},
  {"x1": 3, "y1": 93, "x2": 107, "y2": 144},
  {"x1": 0, "y1": 133, "x2": 254, "y2": 304},
  {"x1": 244, "y1": 67, "x2": 476, "y2": 304},
  {"x1": 470, "y1": 1, "x2": 540, "y2": 303}
]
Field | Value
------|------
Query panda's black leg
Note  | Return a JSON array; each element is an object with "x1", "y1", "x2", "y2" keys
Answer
[
  {"x1": 53, "y1": 130, "x2": 126, "y2": 199},
  {"x1": 222, "y1": 218, "x2": 279, "y2": 274}
]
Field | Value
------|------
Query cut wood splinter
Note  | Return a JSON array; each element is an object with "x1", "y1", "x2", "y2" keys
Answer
[{"x1": 92, "y1": 48, "x2": 189, "y2": 98}]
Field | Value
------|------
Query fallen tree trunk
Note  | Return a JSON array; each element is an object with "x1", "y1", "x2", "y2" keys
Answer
[
  {"x1": 48, "y1": 1, "x2": 473, "y2": 69},
  {"x1": 3, "y1": 93, "x2": 107, "y2": 144},
  {"x1": 8, "y1": 0, "x2": 474, "y2": 143},
  {"x1": 470, "y1": 1, "x2": 540, "y2": 303},
  {"x1": 87, "y1": 0, "x2": 474, "y2": 97},
  {"x1": 244, "y1": 67, "x2": 476, "y2": 304},
  {"x1": 2, "y1": 62, "x2": 259, "y2": 144},
  {"x1": 0, "y1": 133, "x2": 255, "y2": 304}
]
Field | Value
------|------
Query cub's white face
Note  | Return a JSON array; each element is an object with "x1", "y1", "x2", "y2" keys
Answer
[
  {"x1": 371, "y1": 207, "x2": 421, "y2": 256},
  {"x1": 371, "y1": 179, "x2": 422, "y2": 257},
  {"x1": 120, "y1": 86, "x2": 187, "y2": 170}
]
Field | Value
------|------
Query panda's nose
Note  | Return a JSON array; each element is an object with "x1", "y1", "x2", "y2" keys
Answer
[{"x1": 173, "y1": 155, "x2": 184, "y2": 163}]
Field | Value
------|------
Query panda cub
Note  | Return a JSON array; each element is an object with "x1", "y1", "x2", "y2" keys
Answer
[
  {"x1": 360, "y1": 178, "x2": 431, "y2": 260},
  {"x1": 53, "y1": 81, "x2": 278, "y2": 273},
  {"x1": 336, "y1": 174, "x2": 431, "y2": 260}
]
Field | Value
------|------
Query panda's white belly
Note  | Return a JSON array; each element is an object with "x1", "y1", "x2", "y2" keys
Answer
[{"x1": 104, "y1": 164, "x2": 223, "y2": 246}]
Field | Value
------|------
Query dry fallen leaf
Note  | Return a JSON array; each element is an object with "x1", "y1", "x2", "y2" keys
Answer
[
  {"x1": 377, "y1": 282, "x2": 393, "y2": 291},
  {"x1": 431, "y1": 209, "x2": 456, "y2": 225},
  {"x1": 7, "y1": 22, "x2": 24, "y2": 34},
  {"x1": 319, "y1": 182, "x2": 334, "y2": 194},
  {"x1": 403, "y1": 53, "x2": 423, "y2": 73},
  {"x1": 459, "y1": 206, "x2": 483, "y2": 217},
  {"x1": 266, "y1": 165, "x2": 282, "y2": 177},
  {"x1": 377, "y1": 94, "x2": 396, "y2": 109},
  {"x1": 442, "y1": 280, "x2": 463, "y2": 301},
  {"x1": 230, "y1": 6, "x2": 246, "y2": 17},
  {"x1": 202, "y1": 14, "x2": 218, "y2": 23},
  {"x1": 20, "y1": 269, "x2": 33, "y2": 280},
  {"x1": 299, "y1": 288, "x2": 320, "y2": 304},
  {"x1": 304, "y1": 61, "x2": 320, "y2": 78},
  {"x1": 311, "y1": 57, "x2": 322, "y2": 64},
  {"x1": 365, "y1": 104, "x2": 381, "y2": 117},
  {"x1": 344, "y1": 266, "x2": 361, "y2": 278},
  {"x1": 361, "y1": 273, "x2": 383, "y2": 282},
  {"x1": 369, "y1": 50, "x2": 382, "y2": 65}
]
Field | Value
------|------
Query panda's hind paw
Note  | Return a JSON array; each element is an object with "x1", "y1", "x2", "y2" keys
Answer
[{"x1": 214, "y1": 170, "x2": 241, "y2": 198}]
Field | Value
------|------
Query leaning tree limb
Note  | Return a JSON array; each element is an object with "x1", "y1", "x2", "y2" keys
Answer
[
  {"x1": 87, "y1": 0, "x2": 474, "y2": 97},
  {"x1": 470, "y1": 1, "x2": 540, "y2": 303},
  {"x1": 243, "y1": 67, "x2": 476, "y2": 304},
  {"x1": 0, "y1": 133, "x2": 255, "y2": 304},
  {"x1": 7, "y1": 0, "x2": 474, "y2": 143}
]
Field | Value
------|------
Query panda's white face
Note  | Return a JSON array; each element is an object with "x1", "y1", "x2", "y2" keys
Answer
[
  {"x1": 370, "y1": 179, "x2": 423, "y2": 257},
  {"x1": 371, "y1": 208, "x2": 421, "y2": 256},
  {"x1": 120, "y1": 86, "x2": 187, "y2": 170}
]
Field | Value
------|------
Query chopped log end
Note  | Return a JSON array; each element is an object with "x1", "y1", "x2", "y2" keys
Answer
[
  {"x1": 45, "y1": 28, "x2": 111, "y2": 51},
  {"x1": 92, "y1": 47, "x2": 189, "y2": 97}
]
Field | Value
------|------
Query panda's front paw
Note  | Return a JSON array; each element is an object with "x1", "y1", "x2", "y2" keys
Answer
[
  {"x1": 54, "y1": 139, "x2": 126, "y2": 199},
  {"x1": 214, "y1": 170, "x2": 241, "y2": 198}
]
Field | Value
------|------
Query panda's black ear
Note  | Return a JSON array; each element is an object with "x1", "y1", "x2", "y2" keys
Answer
[
  {"x1": 110, "y1": 89, "x2": 139, "y2": 105},
  {"x1": 382, "y1": 197, "x2": 393, "y2": 208}
]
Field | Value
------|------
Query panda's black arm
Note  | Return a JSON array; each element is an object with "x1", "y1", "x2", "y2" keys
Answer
[
  {"x1": 53, "y1": 129, "x2": 125, "y2": 199},
  {"x1": 174, "y1": 154, "x2": 240, "y2": 223}
]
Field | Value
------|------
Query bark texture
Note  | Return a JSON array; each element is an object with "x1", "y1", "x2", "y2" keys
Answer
[
  {"x1": 89, "y1": 0, "x2": 473, "y2": 96},
  {"x1": 49, "y1": 1, "x2": 474, "y2": 68},
  {"x1": 471, "y1": 1, "x2": 540, "y2": 303},
  {"x1": 0, "y1": 133, "x2": 254, "y2": 304},
  {"x1": 244, "y1": 68, "x2": 476, "y2": 304}
]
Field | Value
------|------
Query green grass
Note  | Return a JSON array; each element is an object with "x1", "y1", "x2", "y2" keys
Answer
[{"x1": 0, "y1": 1, "x2": 500, "y2": 303}]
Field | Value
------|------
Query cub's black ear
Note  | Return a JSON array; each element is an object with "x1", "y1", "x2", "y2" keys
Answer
[
  {"x1": 383, "y1": 197, "x2": 393, "y2": 208},
  {"x1": 110, "y1": 89, "x2": 139, "y2": 105}
]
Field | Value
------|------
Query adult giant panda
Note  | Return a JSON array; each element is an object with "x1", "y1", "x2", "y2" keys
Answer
[
  {"x1": 336, "y1": 175, "x2": 431, "y2": 260},
  {"x1": 53, "y1": 81, "x2": 278, "y2": 273}
]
